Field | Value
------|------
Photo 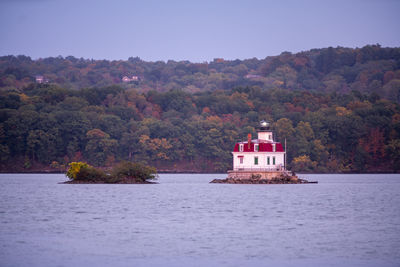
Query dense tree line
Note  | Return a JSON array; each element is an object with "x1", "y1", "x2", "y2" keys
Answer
[
  {"x1": 1, "y1": 83, "x2": 400, "y2": 173},
  {"x1": 1, "y1": 45, "x2": 400, "y2": 102},
  {"x1": 1, "y1": 45, "x2": 400, "y2": 172}
]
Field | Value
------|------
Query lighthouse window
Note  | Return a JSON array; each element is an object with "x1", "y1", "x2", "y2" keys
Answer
[
  {"x1": 267, "y1": 156, "x2": 270, "y2": 165},
  {"x1": 273, "y1": 156, "x2": 276, "y2": 165},
  {"x1": 269, "y1": 134, "x2": 272, "y2": 140},
  {"x1": 239, "y1": 144, "x2": 243, "y2": 152},
  {"x1": 239, "y1": 157, "x2": 243, "y2": 164},
  {"x1": 254, "y1": 156, "x2": 259, "y2": 165},
  {"x1": 254, "y1": 144, "x2": 259, "y2": 152}
]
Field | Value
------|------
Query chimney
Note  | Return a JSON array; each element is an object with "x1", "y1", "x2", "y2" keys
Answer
[{"x1": 247, "y1": 133, "x2": 252, "y2": 149}]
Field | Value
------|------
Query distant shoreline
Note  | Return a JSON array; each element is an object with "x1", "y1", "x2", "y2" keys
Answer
[
  {"x1": 1, "y1": 169, "x2": 399, "y2": 175},
  {"x1": 61, "y1": 180, "x2": 156, "y2": 184}
]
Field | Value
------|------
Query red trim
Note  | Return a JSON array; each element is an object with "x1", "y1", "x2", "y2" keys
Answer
[
  {"x1": 233, "y1": 140, "x2": 284, "y2": 152},
  {"x1": 237, "y1": 155, "x2": 244, "y2": 158}
]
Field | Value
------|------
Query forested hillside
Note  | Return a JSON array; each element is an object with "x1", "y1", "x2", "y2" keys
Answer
[
  {"x1": 1, "y1": 45, "x2": 400, "y2": 173},
  {"x1": 1, "y1": 45, "x2": 400, "y2": 101}
]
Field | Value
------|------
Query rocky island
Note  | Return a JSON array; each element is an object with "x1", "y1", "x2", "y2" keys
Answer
[
  {"x1": 210, "y1": 173, "x2": 317, "y2": 184},
  {"x1": 210, "y1": 121, "x2": 317, "y2": 184},
  {"x1": 63, "y1": 161, "x2": 158, "y2": 184}
]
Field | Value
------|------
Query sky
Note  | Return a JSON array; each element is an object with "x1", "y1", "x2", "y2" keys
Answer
[{"x1": 0, "y1": 0, "x2": 399, "y2": 62}]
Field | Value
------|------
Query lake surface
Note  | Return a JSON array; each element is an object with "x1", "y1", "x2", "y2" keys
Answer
[{"x1": 1, "y1": 173, "x2": 400, "y2": 267}]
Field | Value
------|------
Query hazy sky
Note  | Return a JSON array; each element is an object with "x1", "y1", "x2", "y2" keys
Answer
[{"x1": 0, "y1": 0, "x2": 399, "y2": 62}]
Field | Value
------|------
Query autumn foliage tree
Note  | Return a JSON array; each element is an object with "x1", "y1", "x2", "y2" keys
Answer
[{"x1": 1, "y1": 46, "x2": 400, "y2": 173}]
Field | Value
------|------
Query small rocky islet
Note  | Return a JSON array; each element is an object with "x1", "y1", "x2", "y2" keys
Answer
[
  {"x1": 63, "y1": 179, "x2": 156, "y2": 184},
  {"x1": 210, "y1": 174, "x2": 317, "y2": 184},
  {"x1": 211, "y1": 121, "x2": 318, "y2": 184},
  {"x1": 63, "y1": 161, "x2": 158, "y2": 184}
]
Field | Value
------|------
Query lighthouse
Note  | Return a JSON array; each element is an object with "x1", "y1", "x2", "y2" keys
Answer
[
  {"x1": 228, "y1": 121, "x2": 288, "y2": 180},
  {"x1": 210, "y1": 120, "x2": 316, "y2": 183}
]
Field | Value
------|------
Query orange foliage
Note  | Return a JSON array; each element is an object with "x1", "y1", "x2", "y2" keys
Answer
[
  {"x1": 202, "y1": 107, "x2": 211, "y2": 114},
  {"x1": 383, "y1": 71, "x2": 395, "y2": 84},
  {"x1": 347, "y1": 101, "x2": 372, "y2": 111},
  {"x1": 359, "y1": 128, "x2": 386, "y2": 160},
  {"x1": 284, "y1": 102, "x2": 304, "y2": 113},
  {"x1": 293, "y1": 56, "x2": 309, "y2": 68},
  {"x1": 358, "y1": 71, "x2": 369, "y2": 85},
  {"x1": 206, "y1": 115, "x2": 223, "y2": 125},
  {"x1": 86, "y1": 129, "x2": 109, "y2": 139},
  {"x1": 335, "y1": 106, "x2": 352, "y2": 116},
  {"x1": 151, "y1": 104, "x2": 162, "y2": 119},
  {"x1": 246, "y1": 100, "x2": 255, "y2": 109}
]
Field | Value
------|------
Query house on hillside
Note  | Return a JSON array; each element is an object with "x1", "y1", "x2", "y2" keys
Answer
[
  {"x1": 35, "y1": 75, "x2": 49, "y2": 84},
  {"x1": 122, "y1": 75, "x2": 139, "y2": 83},
  {"x1": 245, "y1": 74, "x2": 262, "y2": 79}
]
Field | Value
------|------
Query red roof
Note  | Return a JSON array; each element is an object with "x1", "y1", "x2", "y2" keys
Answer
[{"x1": 233, "y1": 140, "x2": 284, "y2": 152}]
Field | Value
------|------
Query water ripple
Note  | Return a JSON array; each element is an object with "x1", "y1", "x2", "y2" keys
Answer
[{"x1": 0, "y1": 173, "x2": 400, "y2": 267}]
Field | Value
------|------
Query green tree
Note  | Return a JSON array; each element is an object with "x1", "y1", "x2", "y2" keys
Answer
[
  {"x1": 27, "y1": 130, "x2": 57, "y2": 163},
  {"x1": 274, "y1": 118, "x2": 295, "y2": 141},
  {"x1": 291, "y1": 155, "x2": 317, "y2": 172},
  {"x1": 293, "y1": 121, "x2": 314, "y2": 156},
  {"x1": 84, "y1": 129, "x2": 117, "y2": 166},
  {"x1": 111, "y1": 161, "x2": 157, "y2": 182}
]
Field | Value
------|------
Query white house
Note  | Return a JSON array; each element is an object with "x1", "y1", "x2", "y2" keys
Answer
[
  {"x1": 35, "y1": 75, "x2": 49, "y2": 84},
  {"x1": 229, "y1": 121, "x2": 286, "y2": 179},
  {"x1": 122, "y1": 76, "x2": 139, "y2": 83}
]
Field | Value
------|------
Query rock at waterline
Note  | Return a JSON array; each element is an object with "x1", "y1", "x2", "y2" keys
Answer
[{"x1": 210, "y1": 175, "x2": 317, "y2": 184}]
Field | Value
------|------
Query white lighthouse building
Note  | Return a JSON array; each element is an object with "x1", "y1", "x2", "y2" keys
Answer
[{"x1": 228, "y1": 121, "x2": 288, "y2": 179}]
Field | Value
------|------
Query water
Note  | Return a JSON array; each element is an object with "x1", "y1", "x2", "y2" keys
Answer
[{"x1": 1, "y1": 173, "x2": 400, "y2": 267}]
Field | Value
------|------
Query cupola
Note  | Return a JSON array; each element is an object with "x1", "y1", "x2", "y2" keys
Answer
[{"x1": 257, "y1": 120, "x2": 273, "y2": 142}]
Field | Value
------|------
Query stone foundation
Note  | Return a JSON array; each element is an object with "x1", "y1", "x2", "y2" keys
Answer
[
  {"x1": 211, "y1": 170, "x2": 318, "y2": 184},
  {"x1": 227, "y1": 170, "x2": 293, "y2": 180},
  {"x1": 210, "y1": 177, "x2": 313, "y2": 184}
]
